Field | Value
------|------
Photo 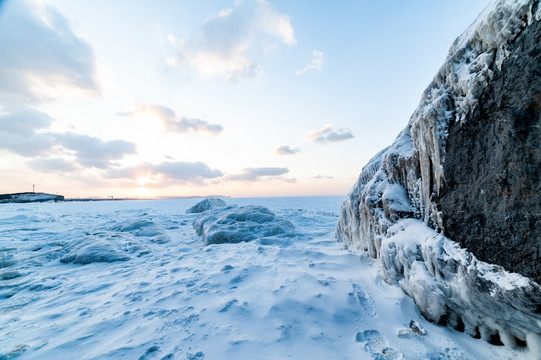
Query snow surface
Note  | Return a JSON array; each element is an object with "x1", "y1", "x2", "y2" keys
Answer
[{"x1": 0, "y1": 197, "x2": 521, "y2": 359}]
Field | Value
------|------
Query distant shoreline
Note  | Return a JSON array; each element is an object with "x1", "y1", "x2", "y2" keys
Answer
[
  {"x1": 64, "y1": 195, "x2": 231, "y2": 202},
  {"x1": 0, "y1": 193, "x2": 230, "y2": 204}
]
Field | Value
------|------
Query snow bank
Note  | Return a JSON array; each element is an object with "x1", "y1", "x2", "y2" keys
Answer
[
  {"x1": 186, "y1": 198, "x2": 227, "y2": 214},
  {"x1": 194, "y1": 205, "x2": 295, "y2": 245},
  {"x1": 337, "y1": 0, "x2": 541, "y2": 356}
]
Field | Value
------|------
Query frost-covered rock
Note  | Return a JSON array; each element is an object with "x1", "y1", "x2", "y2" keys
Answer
[
  {"x1": 336, "y1": 0, "x2": 541, "y2": 355},
  {"x1": 194, "y1": 205, "x2": 295, "y2": 245},
  {"x1": 60, "y1": 235, "x2": 131, "y2": 264},
  {"x1": 186, "y1": 198, "x2": 227, "y2": 214},
  {"x1": 110, "y1": 218, "x2": 170, "y2": 243}
]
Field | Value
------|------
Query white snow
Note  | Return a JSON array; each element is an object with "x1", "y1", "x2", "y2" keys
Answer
[{"x1": 0, "y1": 197, "x2": 522, "y2": 359}]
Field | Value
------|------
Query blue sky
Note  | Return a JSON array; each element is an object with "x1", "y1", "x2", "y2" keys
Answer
[{"x1": 0, "y1": 0, "x2": 491, "y2": 198}]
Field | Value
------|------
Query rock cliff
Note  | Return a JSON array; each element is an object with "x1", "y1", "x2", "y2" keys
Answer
[{"x1": 336, "y1": 0, "x2": 541, "y2": 356}]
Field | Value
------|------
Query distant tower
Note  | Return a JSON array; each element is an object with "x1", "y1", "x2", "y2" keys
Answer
[{"x1": 32, "y1": 184, "x2": 35, "y2": 193}]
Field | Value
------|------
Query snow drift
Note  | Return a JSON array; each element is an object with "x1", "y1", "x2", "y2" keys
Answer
[{"x1": 336, "y1": 0, "x2": 541, "y2": 357}]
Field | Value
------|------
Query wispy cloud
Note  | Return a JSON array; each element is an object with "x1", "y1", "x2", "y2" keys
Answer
[
  {"x1": 313, "y1": 174, "x2": 333, "y2": 180},
  {"x1": 166, "y1": 0, "x2": 295, "y2": 81},
  {"x1": 226, "y1": 167, "x2": 289, "y2": 181},
  {"x1": 275, "y1": 145, "x2": 300, "y2": 155},
  {"x1": 122, "y1": 104, "x2": 223, "y2": 135},
  {"x1": 306, "y1": 124, "x2": 354, "y2": 143},
  {"x1": 295, "y1": 50, "x2": 325, "y2": 76}
]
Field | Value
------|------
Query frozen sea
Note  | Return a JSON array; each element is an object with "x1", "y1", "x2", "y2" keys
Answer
[{"x1": 0, "y1": 196, "x2": 519, "y2": 359}]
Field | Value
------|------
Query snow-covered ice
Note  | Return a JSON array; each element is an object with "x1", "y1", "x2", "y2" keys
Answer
[{"x1": 0, "y1": 196, "x2": 525, "y2": 359}]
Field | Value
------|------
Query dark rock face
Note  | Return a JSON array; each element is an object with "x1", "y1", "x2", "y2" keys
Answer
[{"x1": 438, "y1": 19, "x2": 541, "y2": 283}]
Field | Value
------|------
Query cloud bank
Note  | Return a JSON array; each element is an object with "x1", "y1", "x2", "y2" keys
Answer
[
  {"x1": 167, "y1": 0, "x2": 295, "y2": 81},
  {"x1": 306, "y1": 124, "x2": 354, "y2": 143}
]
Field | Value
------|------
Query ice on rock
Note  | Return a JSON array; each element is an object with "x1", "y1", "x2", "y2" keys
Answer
[
  {"x1": 336, "y1": 0, "x2": 541, "y2": 355},
  {"x1": 186, "y1": 198, "x2": 227, "y2": 214},
  {"x1": 193, "y1": 205, "x2": 295, "y2": 245}
]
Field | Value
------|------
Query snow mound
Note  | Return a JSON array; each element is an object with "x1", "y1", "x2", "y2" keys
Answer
[
  {"x1": 193, "y1": 205, "x2": 295, "y2": 245},
  {"x1": 60, "y1": 234, "x2": 133, "y2": 264},
  {"x1": 186, "y1": 198, "x2": 227, "y2": 214}
]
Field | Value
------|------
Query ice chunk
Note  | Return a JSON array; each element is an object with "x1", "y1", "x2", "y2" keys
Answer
[
  {"x1": 193, "y1": 205, "x2": 295, "y2": 245},
  {"x1": 60, "y1": 235, "x2": 131, "y2": 264},
  {"x1": 186, "y1": 198, "x2": 227, "y2": 214}
]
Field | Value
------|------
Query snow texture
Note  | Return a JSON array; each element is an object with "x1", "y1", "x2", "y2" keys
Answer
[
  {"x1": 186, "y1": 198, "x2": 227, "y2": 214},
  {"x1": 336, "y1": 0, "x2": 541, "y2": 357},
  {"x1": 193, "y1": 204, "x2": 295, "y2": 245},
  {"x1": 0, "y1": 197, "x2": 520, "y2": 360}
]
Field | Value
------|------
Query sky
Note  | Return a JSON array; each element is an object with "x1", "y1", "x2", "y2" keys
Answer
[{"x1": 0, "y1": 0, "x2": 492, "y2": 199}]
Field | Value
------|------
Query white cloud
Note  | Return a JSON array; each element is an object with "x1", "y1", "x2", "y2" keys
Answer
[
  {"x1": 0, "y1": 108, "x2": 137, "y2": 169},
  {"x1": 275, "y1": 144, "x2": 300, "y2": 155},
  {"x1": 295, "y1": 50, "x2": 325, "y2": 76},
  {"x1": 226, "y1": 167, "x2": 289, "y2": 181},
  {"x1": 306, "y1": 124, "x2": 354, "y2": 143},
  {"x1": 122, "y1": 104, "x2": 223, "y2": 135},
  {"x1": 167, "y1": 0, "x2": 295, "y2": 81},
  {"x1": 54, "y1": 133, "x2": 137, "y2": 169},
  {"x1": 0, "y1": 108, "x2": 56, "y2": 156},
  {"x1": 0, "y1": 0, "x2": 98, "y2": 103}
]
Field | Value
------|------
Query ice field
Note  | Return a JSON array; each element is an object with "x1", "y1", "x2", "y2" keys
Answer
[{"x1": 0, "y1": 197, "x2": 520, "y2": 359}]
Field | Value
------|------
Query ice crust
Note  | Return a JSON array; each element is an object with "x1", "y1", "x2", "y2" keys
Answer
[
  {"x1": 193, "y1": 205, "x2": 295, "y2": 245},
  {"x1": 336, "y1": 0, "x2": 541, "y2": 356},
  {"x1": 186, "y1": 198, "x2": 227, "y2": 214}
]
